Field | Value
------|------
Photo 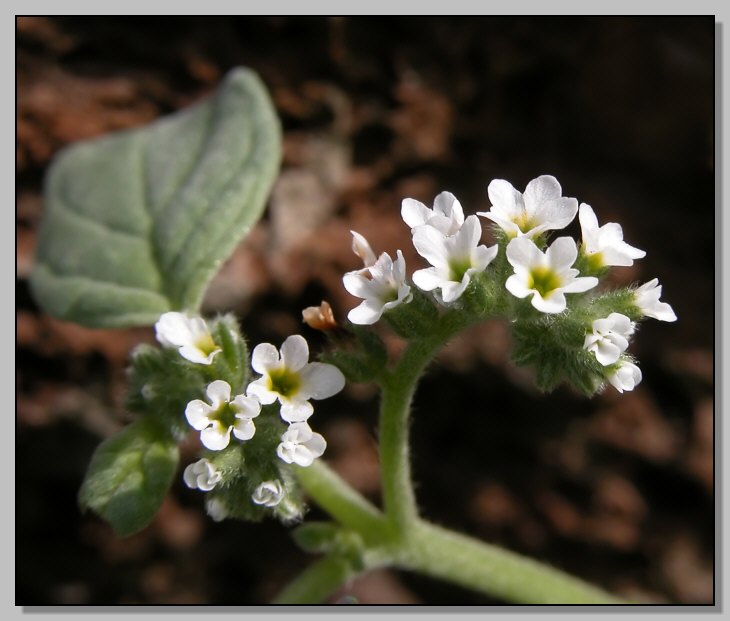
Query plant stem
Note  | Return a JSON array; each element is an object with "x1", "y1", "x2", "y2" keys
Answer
[
  {"x1": 294, "y1": 461, "x2": 387, "y2": 545},
  {"x1": 397, "y1": 520, "x2": 626, "y2": 605},
  {"x1": 379, "y1": 313, "x2": 468, "y2": 538}
]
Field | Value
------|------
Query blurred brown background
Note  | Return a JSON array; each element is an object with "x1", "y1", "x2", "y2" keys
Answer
[{"x1": 16, "y1": 16, "x2": 714, "y2": 605}]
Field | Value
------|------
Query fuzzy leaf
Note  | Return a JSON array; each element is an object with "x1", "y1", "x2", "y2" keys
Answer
[
  {"x1": 78, "y1": 418, "x2": 179, "y2": 537},
  {"x1": 31, "y1": 67, "x2": 281, "y2": 328}
]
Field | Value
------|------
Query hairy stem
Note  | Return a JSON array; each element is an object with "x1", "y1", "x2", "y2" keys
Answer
[{"x1": 397, "y1": 520, "x2": 626, "y2": 605}]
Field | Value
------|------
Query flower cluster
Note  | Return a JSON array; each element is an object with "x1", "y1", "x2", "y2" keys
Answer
[
  {"x1": 341, "y1": 175, "x2": 676, "y2": 394},
  {"x1": 154, "y1": 312, "x2": 344, "y2": 520}
]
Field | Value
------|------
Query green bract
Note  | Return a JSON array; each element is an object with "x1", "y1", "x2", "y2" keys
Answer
[{"x1": 30, "y1": 67, "x2": 281, "y2": 328}]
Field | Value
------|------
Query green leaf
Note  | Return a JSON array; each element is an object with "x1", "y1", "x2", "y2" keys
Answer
[
  {"x1": 79, "y1": 418, "x2": 179, "y2": 537},
  {"x1": 30, "y1": 67, "x2": 282, "y2": 328}
]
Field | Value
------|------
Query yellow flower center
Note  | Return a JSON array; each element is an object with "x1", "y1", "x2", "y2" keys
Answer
[
  {"x1": 195, "y1": 333, "x2": 219, "y2": 356},
  {"x1": 448, "y1": 257, "x2": 472, "y2": 282},
  {"x1": 528, "y1": 267, "x2": 562, "y2": 298},
  {"x1": 268, "y1": 367, "x2": 302, "y2": 398},
  {"x1": 512, "y1": 211, "x2": 538, "y2": 234}
]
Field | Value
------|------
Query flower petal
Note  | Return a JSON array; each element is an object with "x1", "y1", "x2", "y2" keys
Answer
[
  {"x1": 246, "y1": 377, "x2": 278, "y2": 404},
  {"x1": 412, "y1": 225, "x2": 449, "y2": 269},
  {"x1": 280, "y1": 399, "x2": 314, "y2": 423},
  {"x1": 230, "y1": 395, "x2": 261, "y2": 418},
  {"x1": 535, "y1": 197, "x2": 578, "y2": 231},
  {"x1": 412, "y1": 267, "x2": 446, "y2": 292},
  {"x1": 487, "y1": 179, "x2": 522, "y2": 218},
  {"x1": 347, "y1": 299, "x2": 386, "y2": 325},
  {"x1": 299, "y1": 362, "x2": 346, "y2": 400},
  {"x1": 523, "y1": 175, "x2": 562, "y2": 212},
  {"x1": 200, "y1": 423, "x2": 232, "y2": 451},
  {"x1": 561, "y1": 275, "x2": 598, "y2": 293},
  {"x1": 578, "y1": 203, "x2": 599, "y2": 236},
  {"x1": 183, "y1": 463, "x2": 201, "y2": 489},
  {"x1": 251, "y1": 342, "x2": 280, "y2": 374},
  {"x1": 281, "y1": 335, "x2": 309, "y2": 372},
  {"x1": 178, "y1": 345, "x2": 217, "y2": 365},
  {"x1": 304, "y1": 432, "x2": 327, "y2": 460},
  {"x1": 505, "y1": 274, "x2": 532, "y2": 299},
  {"x1": 594, "y1": 340, "x2": 621, "y2": 366},
  {"x1": 401, "y1": 198, "x2": 432, "y2": 229},
  {"x1": 531, "y1": 290, "x2": 567, "y2": 314},
  {"x1": 291, "y1": 446, "x2": 315, "y2": 467},
  {"x1": 545, "y1": 236, "x2": 578, "y2": 272},
  {"x1": 185, "y1": 400, "x2": 213, "y2": 431},
  {"x1": 350, "y1": 230, "x2": 377, "y2": 267},
  {"x1": 506, "y1": 237, "x2": 543, "y2": 270},
  {"x1": 206, "y1": 380, "x2": 231, "y2": 407},
  {"x1": 440, "y1": 279, "x2": 470, "y2": 303},
  {"x1": 155, "y1": 312, "x2": 192, "y2": 348},
  {"x1": 232, "y1": 418, "x2": 256, "y2": 441}
]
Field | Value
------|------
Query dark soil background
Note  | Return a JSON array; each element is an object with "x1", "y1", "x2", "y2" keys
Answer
[{"x1": 16, "y1": 16, "x2": 715, "y2": 605}]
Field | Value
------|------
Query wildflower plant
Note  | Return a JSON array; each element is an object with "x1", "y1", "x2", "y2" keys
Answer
[{"x1": 30, "y1": 68, "x2": 677, "y2": 605}]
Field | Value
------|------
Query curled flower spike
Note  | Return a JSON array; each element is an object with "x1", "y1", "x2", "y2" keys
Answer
[
  {"x1": 607, "y1": 360, "x2": 642, "y2": 393},
  {"x1": 276, "y1": 422, "x2": 327, "y2": 467},
  {"x1": 478, "y1": 175, "x2": 578, "y2": 239},
  {"x1": 247, "y1": 335, "x2": 345, "y2": 423},
  {"x1": 252, "y1": 480, "x2": 285, "y2": 507},
  {"x1": 401, "y1": 191, "x2": 465, "y2": 235},
  {"x1": 155, "y1": 311, "x2": 221, "y2": 365},
  {"x1": 505, "y1": 236, "x2": 598, "y2": 314},
  {"x1": 185, "y1": 380, "x2": 261, "y2": 450},
  {"x1": 583, "y1": 313, "x2": 635, "y2": 366},
  {"x1": 183, "y1": 458, "x2": 223, "y2": 492},
  {"x1": 343, "y1": 231, "x2": 412, "y2": 325},
  {"x1": 578, "y1": 203, "x2": 646, "y2": 268},
  {"x1": 634, "y1": 278, "x2": 677, "y2": 322},
  {"x1": 412, "y1": 215, "x2": 498, "y2": 304}
]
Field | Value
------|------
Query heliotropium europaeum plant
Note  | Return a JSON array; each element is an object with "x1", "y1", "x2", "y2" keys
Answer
[{"x1": 30, "y1": 68, "x2": 677, "y2": 605}]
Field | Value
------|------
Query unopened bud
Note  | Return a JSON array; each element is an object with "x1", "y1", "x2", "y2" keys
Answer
[{"x1": 302, "y1": 301, "x2": 337, "y2": 331}]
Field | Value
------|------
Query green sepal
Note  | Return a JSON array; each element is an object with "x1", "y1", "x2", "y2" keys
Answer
[
  {"x1": 78, "y1": 417, "x2": 179, "y2": 537},
  {"x1": 207, "y1": 314, "x2": 250, "y2": 392},
  {"x1": 383, "y1": 289, "x2": 439, "y2": 339},
  {"x1": 459, "y1": 270, "x2": 508, "y2": 319},
  {"x1": 125, "y1": 344, "x2": 208, "y2": 439},
  {"x1": 321, "y1": 326, "x2": 387, "y2": 383}
]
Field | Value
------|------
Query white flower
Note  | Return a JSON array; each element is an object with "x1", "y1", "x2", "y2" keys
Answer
[
  {"x1": 583, "y1": 313, "x2": 635, "y2": 366},
  {"x1": 411, "y1": 215, "x2": 498, "y2": 304},
  {"x1": 183, "y1": 458, "x2": 222, "y2": 492},
  {"x1": 401, "y1": 191, "x2": 465, "y2": 235},
  {"x1": 205, "y1": 497, "x2": 229, "y2": 522},
  {"x1": 155, "y1": 311, "x2": 221, "y2": 365},
  {"x1": 578, "y1": 203, "x2": 646, "y2": 268},
  {"x1": 478, "y1": 175, "x2": 578, "y2": 239},
  {"x1": 247, "y1": 335, "x2": 345, "y2": 423},
  {"x1": 343, "y1": 231, "x2": 412, "y2": 325},
  {"x1": 252, "y1": 480, "x2": 285, "y2": 507},
  {"x1": 276, "y1": 422, "x2": 327, "y2": 467},
  {"x1": 505, "y1": 236, "x2": 598, "y2": 314},
  {"x1": 185, "y1": 380, "x2": 261, "y2": 450},
  {"x1": 607, "y1": 361, "x2": 642, "y2": 393},
  {"x1": 634, "y1": 278, "x2": 678, "y2": 322}
]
